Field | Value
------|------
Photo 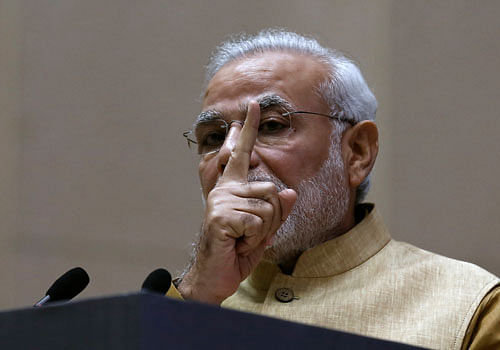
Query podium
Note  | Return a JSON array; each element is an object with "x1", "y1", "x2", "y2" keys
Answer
[{"x1": 0, "y1": 293, "x2": 424, "y2": 349}]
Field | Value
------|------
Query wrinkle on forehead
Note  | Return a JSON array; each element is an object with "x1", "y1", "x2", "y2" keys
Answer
[{"x1": 203, "y1": 52, "x2": 329, "y2": 105}]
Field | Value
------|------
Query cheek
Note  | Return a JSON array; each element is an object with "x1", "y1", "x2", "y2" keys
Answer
[
  {"x1": 198, "y1": 158, "x2": 218, "y2": 197},
  {"x1": 258, "y1": 141, "x2": 329, "y2": 189}
]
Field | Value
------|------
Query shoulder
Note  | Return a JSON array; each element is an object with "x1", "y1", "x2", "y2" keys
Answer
[
  {"x1": 371, "y1": 240, "x2": 499, "y2": 348},
  {"x1": 385, "y1": 240, "x2": 499, "y2": 337},
  {"x1": 384, "y1": 240, "x2": 499, "y2": 284}
]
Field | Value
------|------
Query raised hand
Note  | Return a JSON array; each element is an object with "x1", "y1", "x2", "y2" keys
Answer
[{"x1": 178, "y1": 101, "x2": 297, "y2": 305}]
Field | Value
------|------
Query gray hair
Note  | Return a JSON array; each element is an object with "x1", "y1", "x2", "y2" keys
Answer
[{"x1": 204, "y1": 29, "x2": 377, "y2": 203}]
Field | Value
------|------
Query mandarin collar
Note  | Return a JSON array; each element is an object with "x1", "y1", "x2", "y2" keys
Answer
[
  {"x1": 292, "y1": 204, "x2": 391, "y2": 277},
  {"x1": 248, "y1": 204, "x2": 391, "y2": 288}
]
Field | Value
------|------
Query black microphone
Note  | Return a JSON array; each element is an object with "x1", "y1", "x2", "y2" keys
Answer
[
  {"x1": 141, "y1": 268, "x2": 172, "y2": 295},
  {"x1": 34, "y1": 267, "x2": 90, "y2": 307}
]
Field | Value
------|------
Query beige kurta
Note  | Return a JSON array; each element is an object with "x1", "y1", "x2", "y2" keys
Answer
[{"x1": 221, "y1": 204, "x2": 500, "y2": 349}]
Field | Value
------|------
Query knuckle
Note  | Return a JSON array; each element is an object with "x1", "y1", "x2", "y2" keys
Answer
[
  {"x1": 230, "y1": 150, "x2": 244, "y2": 161},
  {"x1": 210, "y1": 196, "x2": 226, "y2": 208},
  {"x1": 241, "y1": 213, "x2": 263, "y2": 231},
  {"x1": 244, "y1": 181, "x2": 278, "y2": 196},
  {"x1": 205, "y1": 208, "x2": 229, "y2": 229},
  {"x1": 262, "y1": 182, "x2": 278, "y2": 194},
  {"x1": 207, "y1": 186, "x2": 240, "y2": 206},
  {"x1": 262, "y1": 201, "x2": 275, "y2": 217},
  {"x1": 210, "y1": 185, "x2": 229, "y2": 195},
  {"x1": 246, "y1": 197, "x2": 264, "y2": 208},
  {"x1": 211, "y1": 210, "x2": 230, "y2": 226},
  {"x1": 206, "y1": 188, "x2": 221, "y2": 203},
  {"x1": 240, "y1": 212, "x2": 254, "y2": 226}
]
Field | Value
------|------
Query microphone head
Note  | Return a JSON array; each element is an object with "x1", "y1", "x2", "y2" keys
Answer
[
  {"x1": 141, "y1": 268, "x2": 172, "y2": 295},
  {"x1": 46, "y1": 267, "x2": 90, "y2": 302}
]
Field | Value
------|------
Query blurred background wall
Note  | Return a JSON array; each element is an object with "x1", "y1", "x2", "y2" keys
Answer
[{"x1": 1, "y1": 0, "x2": 499, "y2": 309}]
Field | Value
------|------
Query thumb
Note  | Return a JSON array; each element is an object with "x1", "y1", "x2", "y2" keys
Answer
[{"x1": 278, "y1": 189, "x2": 297, "y2": 221}]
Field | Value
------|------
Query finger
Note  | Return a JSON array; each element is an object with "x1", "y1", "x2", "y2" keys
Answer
[
  {"x1": 220, "y1": 181, "x2": 287, "y2": 249},
  {"x1": 218, "y1": 181, "x2": 279, "y2": 200},
  {"x1": 225, "y1": 181, "x2": 281, "y2": 241},
  {"x1": 209, "y1": 212, "x2": 263, "y2": 245},
  {"x1": 229, "y1": 211, "x2": 267, "y2": 255},
  {"x1": 220, "y1": 100, "x2": 260, "y2": 182},
  {"x1": 278, "y1": 189, "x2": 297, "y2": 221},
  {"x1": 261, "y1": 188, "x2": 297, "y2": 248},
  {"x1": 233, "y1": 198, "x2": 275, "y2": 239},
  {"x1": 231, "y1": 198, "x2": 278, "y2": 255}
]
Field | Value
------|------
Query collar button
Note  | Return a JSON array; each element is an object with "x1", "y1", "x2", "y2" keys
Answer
[{"x1": 275, "y1": 287, "x2": 295, "y2": 303}]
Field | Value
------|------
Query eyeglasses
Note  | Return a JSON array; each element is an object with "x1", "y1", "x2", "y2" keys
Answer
[{"x1": 182, "y1": 110, "x2": 355, "y2": 156}]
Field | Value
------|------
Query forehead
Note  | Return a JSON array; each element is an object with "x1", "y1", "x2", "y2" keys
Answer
[{"x1": 202, "y1": 52, "x2": 329, "y2": 113}]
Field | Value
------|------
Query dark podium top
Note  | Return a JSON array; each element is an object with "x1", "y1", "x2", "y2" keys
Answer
[{"x1": 0, "y1": 293, "x2": 425, "y2": 349}]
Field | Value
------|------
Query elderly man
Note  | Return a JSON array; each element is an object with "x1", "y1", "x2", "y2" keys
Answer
[{"x1": 174, "y1": 30, "x2": 499, "y2": 349}]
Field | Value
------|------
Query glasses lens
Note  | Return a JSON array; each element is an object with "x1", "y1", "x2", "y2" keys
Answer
[
  {"x1": 257, "y1": 112, "x2": 293, "y2": 146},
  {"x1": 189, "y1": 113, "x2": 293, "y2": 156},
  {"x1": 194, "y1": 119, "x2": 227, "y2": 155}
]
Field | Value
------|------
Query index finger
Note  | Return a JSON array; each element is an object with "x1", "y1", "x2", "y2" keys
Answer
[{"x1": 220, "y1": 100, "x2": 260, "y2": 182}]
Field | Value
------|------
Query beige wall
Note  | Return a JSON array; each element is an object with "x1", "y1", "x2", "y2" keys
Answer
[
  {"x1": 0, "y1": 0, "x2": 21, "y2": 308},
  {"x1": 1, "y1": 0, "x2": 499, "y2": 309},
  {"x1": 389, "y1": 0, "x2": 500, "y2": 271}
]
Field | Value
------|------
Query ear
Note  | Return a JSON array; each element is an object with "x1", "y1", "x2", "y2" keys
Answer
[{"x1": 342, "y1": 121, "x2": 379, "y2": 188}]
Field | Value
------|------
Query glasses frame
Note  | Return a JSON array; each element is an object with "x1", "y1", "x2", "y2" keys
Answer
[{"x1": 182, "y1": 110, "x2": 356, "y2": 155}]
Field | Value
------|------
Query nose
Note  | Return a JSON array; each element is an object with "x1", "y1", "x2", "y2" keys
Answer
[{"x1": 216, "y1": 123, "x2": 259, "y2": 176}]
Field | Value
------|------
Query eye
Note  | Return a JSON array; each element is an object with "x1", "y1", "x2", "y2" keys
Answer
[
  {"x1": 194, "y1": 119, "x2": 227, "y2": 153},
  {"x1": 196, "y1": 131, "x2": 225, "y2": 154},
  {"x1": 259, "y1": 116, "x2": 290, "y2": 135},
  {"x1": 202, "y1": 131, "x2": 225, "y2": 146}
]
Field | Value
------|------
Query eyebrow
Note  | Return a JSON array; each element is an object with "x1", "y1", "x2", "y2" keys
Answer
[
  {"x1": 194, "y1": 94, "x2": 295, "y2": 126},
  {"x1": 195, "y1": 110, "x2": 224, "y2": 124},
  {"x1": 258, "y1": 94, "x2": 294, "y2": 112}
]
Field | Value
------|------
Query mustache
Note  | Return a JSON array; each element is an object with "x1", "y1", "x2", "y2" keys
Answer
[{"x1": 247, "y1": 170, "x2": 289, "y2": 192}]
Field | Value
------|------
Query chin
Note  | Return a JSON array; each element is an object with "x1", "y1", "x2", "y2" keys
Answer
[{"x1": 263, "y1": 241, "x2": 301, "y2": 266}]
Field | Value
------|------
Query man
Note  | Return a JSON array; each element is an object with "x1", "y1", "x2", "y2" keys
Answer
[{"x1": 174, "y1": 29, "x2": 499, "y2": 349}]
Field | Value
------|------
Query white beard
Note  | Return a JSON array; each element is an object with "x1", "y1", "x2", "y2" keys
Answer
[{"x1": 247, "y1": 132, "x2": 350, "y2": 267}]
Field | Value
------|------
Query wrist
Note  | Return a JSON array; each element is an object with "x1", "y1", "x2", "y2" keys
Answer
[{"x1": 178, "y1": 270, "x2": 225, "y2": 305}]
